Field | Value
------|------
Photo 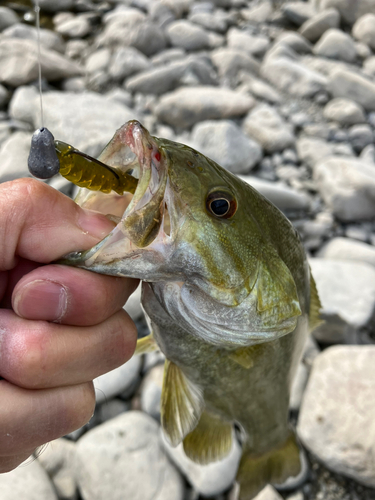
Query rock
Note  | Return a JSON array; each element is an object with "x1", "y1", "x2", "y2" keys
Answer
[
  {"x1": 309, "y1": 258, "x2": 375, "y2": 343},
  {"x1": 0, "y1": 132, "x2": 33, "y2": 184},
  {"x1": 140, "y1": 363, "x2": 164, "y2": 420},
  {"x1": 299, "y1": 8, "x2": 340, "y2": 43},
  {"x1": 212, "y1": 48, "x2": 259, "y2": 80},
  {"x1": 348, "y1": 124, "x2": 373, "y2": 152},
  {"x1": 298, "y1": 345, "x2": 375, "y2": 487},
  {"x1": 274, "y1": 32, "x2": 312, "y2": 54},
  {"x1": 108, "y1": 47, "x2": 149, "y2": 82},
  {"x1": 151, "y1": 48, "x2": 185, "y2": 66},
  {"x1": 360, "y1": 143, "x2": 375, "y2": 163},
  {"x1": 94, "y1": 355, "x2": 142, "y2": 404},
  {"x1": 85, "y1": 48, "x2": 111, "y2": 75},
  {"x1": 239, "y1": 76, "x2": 282, "y2": 104},
  {"x1": 230, "y1": 484, "x2": 283, "y2": 500},
  {"x1": 316, "y1": 0, "x2": 375, "y2": 26},
  {"x1": 0, "y1": 122, "x2": 11, "y2": 147},
  {"x1": 55, "y1": 15, "x2": 91, "y2": 38},
  {"x1": 313, "y1": 28, "x2": 358, "y2": 63},
  {"x1": 161, "y1": 431, "x2": 241, "y2": 497},
  {"x1": 282, "y1": 2, "x2": 316, "y2": 26},
  {"x1": 10, "y1": 90, "x2": 139, "y2": 158},
  {"x1": 126, "y1": 56, "x2": 216, "y2": 95},
  {"x1": 38, "y1": 439, "x2": 78, "y2": 500},
  {"x1": 188, "y1": 11, "x2": 228, "y2": 33},
  {"x1": 190, "y1": 120, "x2": 262, "y2": 174},
  {"x1": 0, "y1": 84, "x2": 8, "y2": 108},
  {"x1": 328, "y1": 68, "x2": 375, "y2": 111},
  {"x1": 0, "y1": 7, "x2": 18, "y2": 31},
  {"x1": 317, "y1": 237, "x2": 375, "y2": 267},
  {"x1": 38, "y1": 0, "x2": 74, "y2": 12},
  {"x1": 124, "y1": 284, "x2": 143, "y2": 321},
  {"x1": 363, "y1": 55, "x2": 375, "y2": 76},
  {"x1": 353, "y1": 13, "x2": 375, "y2": 49},
  {"x1": 155, "y1": 86, "x2": 255, "y2": 128},
  {"x1": 227, "y1": 28, "x2": 270, "y2": 58},
  {"x1": 241, "y1": 1, "x2": 273, "y2": 24},
  {"x1": 323, "y1": 98, "x2": 366, "y2": 125},
  {"x1": 262, "y1": 55, "x2": 328, "y2": 98},
  {"x1": 239, "y1": 176, "x2": 311, "y2": 212},
  {"x1": 2, "y1": 24, "x2": 65, "y2": 53},
  {"x1": 97, "y1": 398, "x2": 130, "y2": 423},
  {"x1": 166, "y1": 20, "x2": 210, "y2": 51},
  {"x1": 243, "y1": 104, "x2": 295, "y2": 153},
  {"x1": 314, "y1": 156, "x2": 375, "y2": 221},
  {"x1": 0, "y1": 38, "x2": 82, "y2": 87},
  {"x1": 76, "y1": 412, "x2": 184, "y2": 500},
  {"x1": 0, "y1": 459, "x2": 57, "y2": 500}
]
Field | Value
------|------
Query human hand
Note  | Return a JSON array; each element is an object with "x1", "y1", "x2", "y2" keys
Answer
[{"x1": 0, "y1": 179, "x2": 138, "y2": 473}]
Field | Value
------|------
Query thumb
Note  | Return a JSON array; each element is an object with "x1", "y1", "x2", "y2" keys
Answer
[{"x1": 0, "y1": 178, "x2": 115, "y2": 270}]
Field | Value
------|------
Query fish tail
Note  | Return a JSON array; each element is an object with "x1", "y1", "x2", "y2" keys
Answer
[{"x1": 236, "y1": 430, "x2": 301, "y2": 500}]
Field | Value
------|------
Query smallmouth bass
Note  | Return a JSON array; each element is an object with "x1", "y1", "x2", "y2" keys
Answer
[{"x1": 33, "y1": 121, "x2": 322, "y2": 499}]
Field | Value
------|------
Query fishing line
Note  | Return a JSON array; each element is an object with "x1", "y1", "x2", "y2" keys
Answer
[{"x1": 34, "y1": 0, "x2": 44, "y2": 128}]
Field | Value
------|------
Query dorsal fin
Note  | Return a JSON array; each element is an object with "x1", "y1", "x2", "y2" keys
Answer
[
  {"x1": 183, "y1": 411, "x2": 233, "y2": 465},
  {"x1": 161, "y1": 360, "x2": 204, "y2": 447},
  {"x1": 135, "y1": 333, "x2": 158, "y2": 355},
  {"x1": 309, "y1": 271, "x2": 323, "y2": 333}
]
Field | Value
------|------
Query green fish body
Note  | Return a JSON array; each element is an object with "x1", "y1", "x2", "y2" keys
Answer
[{"x1": 62, "y1": 121, "x2": 321, "y2": 499}]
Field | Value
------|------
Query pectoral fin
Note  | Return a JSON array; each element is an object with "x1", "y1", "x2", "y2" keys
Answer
[
  {"x1": 135, "y1": 334, "x2": 158, "y2": 355},
  {"x1": 309, "y1": 271, "x2": 323, "y2": 333},
  {"x1": 161, "y1": 360, "x2": 204, "y2": 447},
  {"x1": 183, "y1": 411, "x2": 233, "y2": 464}
]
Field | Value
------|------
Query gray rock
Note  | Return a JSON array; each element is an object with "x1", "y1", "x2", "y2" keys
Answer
[
  {"x1": 241, "y1": 1, "x2": 273, "y2": 23},
  {"x1": 85, "y1": 48, "x2": 111, "y2": 75},
  {"x1": 239, "y1": 76, "x2": 282, "y2": 104},
  {"x1": 309, "y1": 258, "x2": 375, "y2": 343},
  {"x1": 328, "y1": 68, "x2": 375, "y2": 111},
  {"x1": 282, "y1": 2, "x2": 316, "y2": 26},
  {"x1": 0, "y1": 84, "x2": 8, "y2": 108},
  {"x1": 313, "y1": 28, "x2": 358, "y2": 63},
  {"x1": 37, "y1": 0, "x2": 74, "y2": 11},
  {"x1": 155, "y1": 86, "x2": 255, "y2": 128},
  {"x1": 65, "y1": 39, "x2": 89, "y2": 61},
  {"x1": 299, "y1": 8, "x2": 340, "y2": 43},
  {"x1": 11, "y1": 90, "x2": 139, "y2": 158},
  {"x1": 0, "y1": 459, "x2": 57, "y2": 500},
  {"x1": 275, "y1": 31, "x2": 313, "y2": 54},
  {"x1": 2, "y1": 24, "x2": 65, "y2": 53},
  {"x1": 360, "y1": 143, "x2": 375, "y2": 163},
  {"x1": 348, "y1": 124, "x2": 374, "y2": 152},
  {"x1": 166, "y1": 20, "x2": 210, "y2": 51},
  {"x1": 140, "y1": 363, "x2": 164, "y2": 420},
  {"x1": 0, "y1": 132, "x2": 33, "y2": 184},
  {"x1": 363, "y1": 55, "x2": 375, "y2": 76},
  {"x1": 108, "y1": 47, "x2": 149, "y2": 82},
  {"x1": 239, "y1": 176, "x2": 311, "y2": 212},
  {"x1": 261, "y1": 55, "x2": 328, "y2": 98},
  {"x1": 314, "y1": 156, "x2": 375, "y2": 221},
  {"x1": 316, "y1": 0, "x2": 375, "y2": 26},
  {"x1": 0, "y1": 38, "x2": 82, "y2": 87},
  {"x1": 323, "y1": 97, "x2": 366, "y2": 125},
  {"x1": 126, "y1": 57, "x2": 216, "y2": 95},
  {"x1": 243, "y1": 104, "x2": 295, "y2": 153},
  {"x1": 9, "y1": 85, "x2": 39, "y2": 125},
  {"x1": 298, "y1": 345, "x2": 375, "y2": 487},
  {"x1": 151, "y1": 48, "x2": 185, "y2": 66},
  {"x1": 230, "y1": 484, "x2": 284, "y2": 500},
  {"x1": 0, "y1": 7, "x2": 18, "y2": 31},
  {"x1": 189, "y1": 11, "x2": 228, "y2": 33},
  {"x1": 94, "y1": 355, "x2": 142, "y2": 404},
  {"x1": 55, "y1": 15, "x2": 91, "y2": 39},
  {"x1": 190, "y1": 120, "x2": 262, "y2": 174},
  {"x1": 0, "y1": 121, "x2": 11, "y2": 147},
  {"x1": 355, "y1": 40, "x2": 372, "y2": 59},
  {"x1": 38, "y1": 439, "x2": 78, "y2": 500},
  {"x1": 76, "y1": 412, "x2": 184, "y2": 500},
  {"x1": 227, "y1": 28, "x2": 270, "y2": 58},
  {"x1": 97, "y1": 398, "x2": 130, "y2": 423},
  {"x1": 161, "y1": 431, "x2": 241, "y2": 497},
  {"x1": 317, "y1": 237, "x2": 375, "y2": 267},
  {"x1": 212, "y1": 48, "x2": 260, "y2": 80},
  {"x1": 353, "y1": 13, "x2": 375, "y2": 49}
]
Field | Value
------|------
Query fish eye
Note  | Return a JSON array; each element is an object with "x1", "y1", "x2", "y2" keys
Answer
[{"x1": 206, "y1": 191, "x2": 237, "y2": 219}]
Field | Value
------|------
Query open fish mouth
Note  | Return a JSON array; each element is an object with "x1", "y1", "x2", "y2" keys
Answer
[{"x1": 63, "y1": 121, "x2": 172, "y2": 273}]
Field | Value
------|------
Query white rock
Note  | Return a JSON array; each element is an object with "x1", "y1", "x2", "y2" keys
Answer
[
  {"x1": 323, "y1": 97, "x2": 366, "y2": 125},
  {"x1": 0, "y1": 459, "x2": 57, "y2": 500},
  {"x1": 0, "y1": 132, "x2": 33, "y2": 184},
  {"x1": 313, "y1": 156, "x2": 375, "y2": 221},
  {"x1": 166, "y1": 20, "x2": 210, "y2": 51},
  {"x1": 212, "y1": 47, "x2": 260, "y2": 79},
  {"x1": 161, "y1": 430, "x2": 241, "y2": 497},
  {"x1": 109, "y1": 46, "x2": 149, "y2": 81},
  {"x1": 313, "y1": 28, "x2": 358, "y2": 63},
  {"x1": 317, "y1": 237, "x2": 375, "y2": 267},
  {"x1": 2, "y1": 24, "x2": 65, "y2": 53},
  {"x1": 85, "y1": 48, "x2": 111, "y2": 75},
  {"x1": 241, "y1": 1, "x2": 273, "y2": 23},
  {"x1": 298, "y1": 345, "x2": 375, "y2": 487},
  {"x1": 353, "y1": 13, "x2": 375, "y2": 49},
  {"x1": 55, "y1": 15, "x2": 91, "y2": 39},
  {"x1": 227, "y1": 28, "x2": 270, "y2": 58},
  {"x1": 328, "y1": 68, "x2": 375, "y2": 111},
  {"x1": 76, "y1": 412, "x2": 184, "y2": 500},
  {"x1": 317, "y1": 0, "x2": 375, "y2": 25},
  {"x1": 275, "y1": 31, "x2": 313, "y2": 54},
  {"x1": 190, "y1": 120, "x2": 262, "y2": 174},
  {"x1": 140, "y1": 363, "x2": 164, "y2": 420},
  {"x1": 243, "y1": 104, "x2": 295, "y2": 153},
  {"x1": 299, "y1": 8, "x2": 340, "y2": 43},
  {"x1": 309, "y1": 258, "x2": 375, "y2": 343},
  {"x1": 94, "y1": 355, "x2": 142, "y2": 404},
  {"x1": 230, "y1": 483, "x2": 283, "y2": 500}
]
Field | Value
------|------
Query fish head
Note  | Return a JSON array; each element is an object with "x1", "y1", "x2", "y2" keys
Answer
[{"x1": 64, "y1": 120, "x2": 304, "y2": 346}]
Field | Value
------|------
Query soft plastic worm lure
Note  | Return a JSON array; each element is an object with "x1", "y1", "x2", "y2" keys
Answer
[{"x1": 28, "y1": 127, "x2": 137, "y2": 195}]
